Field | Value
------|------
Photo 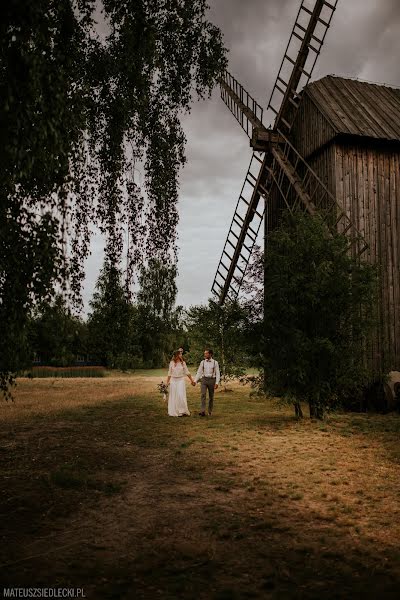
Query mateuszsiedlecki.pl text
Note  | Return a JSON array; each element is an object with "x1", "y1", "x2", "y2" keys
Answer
[{"x1": 3, "y1": 589, "x2": 85, "y2": 598}]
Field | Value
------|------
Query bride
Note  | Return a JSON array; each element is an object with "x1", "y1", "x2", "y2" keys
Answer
[{"x1": 166, "y1": 350, "x2": 195, "y2": 417}]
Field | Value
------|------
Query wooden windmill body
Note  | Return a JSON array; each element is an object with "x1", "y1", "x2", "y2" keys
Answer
[
  {"x1": 292, "y1": 76, "x2": 400, "y2": 372},
  {"x1": 211, "y1": 0, "x2": 400, "y2": 376}
]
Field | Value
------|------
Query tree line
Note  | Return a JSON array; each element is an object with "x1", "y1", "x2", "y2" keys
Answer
[{"x1": 25, "y1": 259, "x2": 255, "y2": 373}]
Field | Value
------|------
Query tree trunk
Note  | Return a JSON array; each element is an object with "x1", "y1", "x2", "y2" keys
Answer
[
  {"x1": 308, "y1": 398, "x2": 315, "y2": 418},
  {"x1": 294, "y1": 401, "x2": 303, "y2": 419},
  {"x1": 308, "y1": 394, "x2": 324, "y2": 420}
]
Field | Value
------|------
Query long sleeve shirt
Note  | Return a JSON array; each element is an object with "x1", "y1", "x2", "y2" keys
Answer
[
  {"x1": 168, "y1": 361, "x2": 190, "y2": 378},
  {"x1": 194, "y1": 358, "x2": 220, "y2": 384}
]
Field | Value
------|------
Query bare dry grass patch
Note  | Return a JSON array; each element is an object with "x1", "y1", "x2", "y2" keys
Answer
[{"x1": 0, "y1": 375, "x2": 158, "y2": 422}]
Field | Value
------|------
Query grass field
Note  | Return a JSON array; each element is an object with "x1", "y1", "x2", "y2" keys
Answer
[{"x1": 1, "y1": 373, "x2": 400, "y2": 599}]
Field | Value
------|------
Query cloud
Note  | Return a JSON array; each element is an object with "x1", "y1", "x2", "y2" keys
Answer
[{"x1": 314, "y1": 0, "x2": 400, "y2": 83}]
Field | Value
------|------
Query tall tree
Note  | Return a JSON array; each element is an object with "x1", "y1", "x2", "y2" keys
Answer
[
  {"x1": 261, "y1": 211, "x2": 378, "y2": 419},
  {"x1": 29, "y1": 295, "x2": 89, "y2": 366},
  {"x1": 185, "y1": 300, "x2": 249, "y2": 383},
  {"x1": 137, "y1": 258, "x2": 183, "y2": 367},
  {"x1": 0, "y1": 0, "x2": 227, "y2": 390},
  {"x1": 88, "y1": 261, "x2": 139, "y2": 368}
]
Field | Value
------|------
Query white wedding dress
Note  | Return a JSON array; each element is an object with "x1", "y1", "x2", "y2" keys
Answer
[{"x1": 168, "y1": 361, "x2": 191, "y2": 417}]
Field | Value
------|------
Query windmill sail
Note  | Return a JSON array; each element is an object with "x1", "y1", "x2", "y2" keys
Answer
[
  {"x1": 267, "y1": 0, "x2": 339, "y2": 131},
  {"x1": 212, "y1": 126, "x2": 368, "y2": 304},
  {"x1": 211, "y1": 153, "x2": 267, "y2": 303},
  {"x1": 267, "y1": 131, "x2": 368, "y2": 255},
  {"x1": 211, "y1": 0, "x2": 366, "y2": 306},
  {"x1": 220, "y1": 71, "x2": 264, "y2": 138}
]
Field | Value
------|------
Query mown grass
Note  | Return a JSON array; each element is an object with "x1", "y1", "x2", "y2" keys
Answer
[{"x1": 1, "y1": 374, "x2": 400, "y2": 599}]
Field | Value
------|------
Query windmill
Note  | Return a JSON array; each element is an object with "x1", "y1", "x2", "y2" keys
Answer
[{"x1": 211, "y1": 0, "x2": 368, "y2": 307}]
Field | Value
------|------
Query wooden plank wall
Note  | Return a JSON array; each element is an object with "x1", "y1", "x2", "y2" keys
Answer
[
  {"x1": 287, "y1": 90, "x2": 400, "y2": 374},
  {"x1": 291, "y1": 93, "x2": 337, "y2": 159},
  {"x1": 333, "y1": 141, "x2": 400, "y2": 373},
  {"x1": 307, "y1": 145, "x2": 337, "y2": 211}
]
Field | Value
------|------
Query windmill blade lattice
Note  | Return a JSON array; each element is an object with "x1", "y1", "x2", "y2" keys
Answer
[
  {"x1": 212, "y1": 0, "x2": 368, "y2": 307},
  {"x1": 267, "y1": 0, "x2": 339, "y2": 131},
  {"x1": 266, "y1": 131, "x2": 369, "y2": 256},
  {"x1": 212, "y1": 154, "x2": 267, "y2": 303},
  {"x1": 220, "y1": 71, "x2": 264, "y2": 139}
]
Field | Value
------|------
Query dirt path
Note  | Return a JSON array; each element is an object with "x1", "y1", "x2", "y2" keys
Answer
[{"x1": 1, "y1": 377, "x2": 400, "y2": 598}]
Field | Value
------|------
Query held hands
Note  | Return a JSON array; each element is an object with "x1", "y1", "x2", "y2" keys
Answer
[
  {"x1": 191, "y1": 380, "x2": 196, "y2": 386},
  {"x1": 214, "y1": 384, "x2": 218, "y2": 390}
]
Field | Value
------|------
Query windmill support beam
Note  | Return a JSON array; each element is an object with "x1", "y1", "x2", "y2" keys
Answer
[
  {"x1": 251, "y1": 128, "x2": 285, "y2": 151},
  {"x1": 270, "y1": 146, "x2": 316, "y2": 215}
]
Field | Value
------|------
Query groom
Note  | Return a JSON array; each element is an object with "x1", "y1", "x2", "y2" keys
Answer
[{"x1": 194, "y1": 349, "x2": 220, "y2": 416}]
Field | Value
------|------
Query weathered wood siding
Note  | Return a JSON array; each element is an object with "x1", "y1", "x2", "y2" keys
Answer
[
  {"x1": 270, "y1": 80, "x2": 400, "y2": 373},
  {"x1": 306, "y1": 144, "x2": 336, "y2": 196},
  {"x1": 291, "y1": 93, "x2": 337, "y2": 159},
  {"x1": 265, "y1": 173, "x2": 287, "y2": 236},
  {"x1": 301, "y1": 139, "x2": 400, "y2": 373},
  {"x1": 333, "y1": 141, "x2": 400, "y2": 372},
  {"x1": 288, "y1": 87, "x2": 400, "y2": 373}
]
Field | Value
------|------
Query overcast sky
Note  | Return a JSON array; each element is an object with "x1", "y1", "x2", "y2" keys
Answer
[{"x1": 83, "y1": 0, "x2": 400, "y2": 313}]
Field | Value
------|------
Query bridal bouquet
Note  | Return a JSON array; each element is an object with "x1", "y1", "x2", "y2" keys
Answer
[{"x1": 157, "y1": 381, "x2": 169, "y2": 402}]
